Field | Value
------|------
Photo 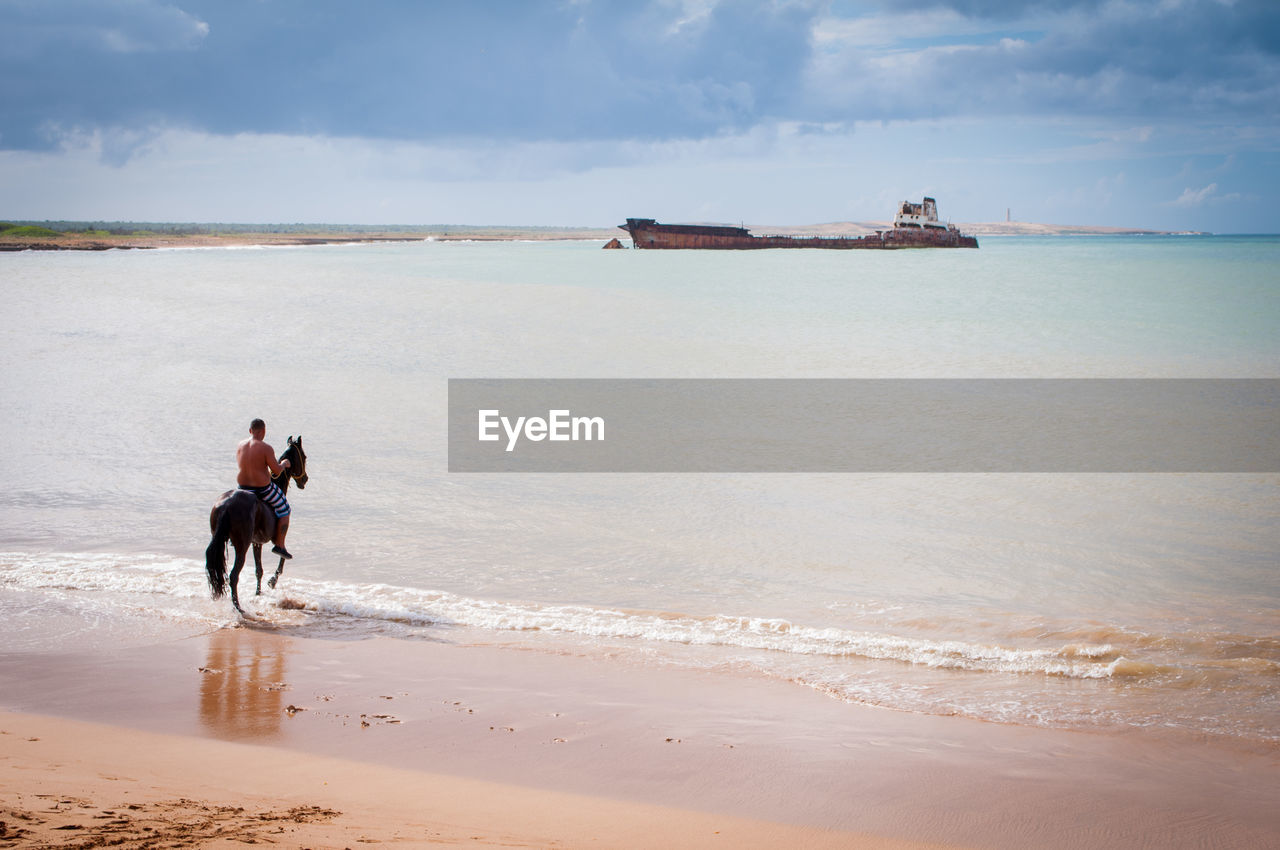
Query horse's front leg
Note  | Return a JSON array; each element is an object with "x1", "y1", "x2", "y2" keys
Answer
[
  {"x1": 229, "y1": 546, "x2": 248, "y2": 614},
  {"x1": 253, "y1": 543, "x2": 264, "y2": 595},
  {"x1": 267, "y1": 556, "x2": 286, "y2": 590}
]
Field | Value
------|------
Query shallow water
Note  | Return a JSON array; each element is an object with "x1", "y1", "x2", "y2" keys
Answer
[{"x1": 1, "y1": 236, "x2": 1277, "y2": 743}]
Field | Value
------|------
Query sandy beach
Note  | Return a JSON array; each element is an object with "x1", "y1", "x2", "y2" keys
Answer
[
  {"x1": 1, "y1": 712, "x2": 887, "y2": 849},
  {"x1": 2, "y1": 623, "x2": 1276, "y2": 849}
]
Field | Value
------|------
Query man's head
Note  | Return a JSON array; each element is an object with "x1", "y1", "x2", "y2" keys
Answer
[{"x1": 249, "y1": 418, "x2": 266, "y2": 436}]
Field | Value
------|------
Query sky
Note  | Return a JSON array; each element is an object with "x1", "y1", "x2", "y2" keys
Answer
[{"x1": 1, "y1": 0, "x2": 1278, "y2": 231}]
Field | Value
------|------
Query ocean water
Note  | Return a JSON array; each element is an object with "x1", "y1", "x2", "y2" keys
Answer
[{"x1": 1, "y1": 235, "x2": 1277, "y2": 744}]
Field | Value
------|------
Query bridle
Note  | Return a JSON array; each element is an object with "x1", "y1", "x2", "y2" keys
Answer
[{"x1": 273, "y1": 439, "x2": 308, "y2": 489}]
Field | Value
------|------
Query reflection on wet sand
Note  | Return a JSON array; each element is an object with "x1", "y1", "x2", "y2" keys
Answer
[{"x1": 198, "y1": 627, "x2": 292, "y2": 740}]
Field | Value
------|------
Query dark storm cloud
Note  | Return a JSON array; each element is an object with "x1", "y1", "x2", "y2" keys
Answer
[
  {"x1": 0, "y1": 0, "x2": 820, "y2": 150},
  {"x1": 811, "y1": 0, "x2": 1280, "y2": 123},
  {"x1": 1, "y1": 0, "x2": 1276, "y2": 153},
  {"x1": 0, "y1": 0, "x2": 210, "y2": 147}
]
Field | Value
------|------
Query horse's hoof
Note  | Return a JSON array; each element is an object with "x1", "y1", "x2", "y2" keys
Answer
[{"x1": 267, "y1": 577, "x2": 278, "y2": 590}]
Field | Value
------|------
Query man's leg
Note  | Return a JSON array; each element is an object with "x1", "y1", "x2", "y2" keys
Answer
[
  {"x1": 273, "y1": 515, "x2": 291, "y2": 558},
  {"x1": 263, "y1": 482, "x2": 292, "y2": 560}
]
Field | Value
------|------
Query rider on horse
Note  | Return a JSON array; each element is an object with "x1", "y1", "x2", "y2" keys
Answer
[{"x1": 236, "y1": 418, "x2": 293, "y2": 560}]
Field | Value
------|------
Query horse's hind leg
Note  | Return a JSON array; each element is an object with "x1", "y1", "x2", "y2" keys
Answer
[
  {"x1": 267, "y1": 557, "x2": 286, "y2": 590},
  {"x1": 253, "y1": 544, "x2": 264, "y2": 595},
  {"x1": 229, "y1": 546, "x2": 248, "y2": 614}
]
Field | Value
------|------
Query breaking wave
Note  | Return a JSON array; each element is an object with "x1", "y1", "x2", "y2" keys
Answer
[
  {"x1": 5, "y1": 551, "x2": 1271, "y2": 682},
  {"x1": 3, "y1": 551, "x2": 1277, "y2": 741}
]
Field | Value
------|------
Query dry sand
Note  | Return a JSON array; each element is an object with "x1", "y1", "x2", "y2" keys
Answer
[
  {"x1": 2, "y1": 625, "x2": 1277, "y2": 848},
  {"x1": 1, "y1": 711, "x2": 904, "y2": 849}
]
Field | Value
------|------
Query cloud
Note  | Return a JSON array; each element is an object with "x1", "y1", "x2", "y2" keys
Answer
[
  {"x1": 1, "y1": 0, "x2": 1277, "y2": 232},
  {"x1": 3, "y1": 117, "x2": 1275, "y2": 232},
  {"x1": 2, "y1": 0, "x2": 1277, "y2": 155},
  {"x1": 806, "y1": 0, "x2": 1280, "y2": 124},
  {"x1": 1169, "y1": 181, "x2": 1246, "y2": 207},
  {"x1": 0, "y1": 0, "x2": 208, "y2": 56},
  {"x1": 0, "y1": 0, "x2": 823, "y2": 151},
  {"x1": 0, "y1": 122, "x2": 853, "y2": 223},
  {"x1": 1172, "y1": 183, "x2": 1219, "y2": 207}
]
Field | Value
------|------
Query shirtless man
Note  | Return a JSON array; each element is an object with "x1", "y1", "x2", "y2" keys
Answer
[{"x1": 236, "y1": 418, "x2": 293, "y2": 559}]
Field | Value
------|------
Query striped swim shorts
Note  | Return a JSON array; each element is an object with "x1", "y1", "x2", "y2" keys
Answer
[{"x1": 239, "y1": 480, "x2": 291, "y2": 518}]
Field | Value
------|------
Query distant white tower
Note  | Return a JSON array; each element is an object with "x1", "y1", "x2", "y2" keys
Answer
[{"x1": 1006, "y1": 208, "x2": 1011, "y2": 222}]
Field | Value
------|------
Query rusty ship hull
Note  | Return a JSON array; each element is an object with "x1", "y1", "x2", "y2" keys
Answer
[{"x1": 620, "y1": 199, "x2": 978, "y2": 250}]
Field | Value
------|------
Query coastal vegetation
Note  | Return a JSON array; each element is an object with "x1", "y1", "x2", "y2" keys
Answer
[
  {"x1": 0, "y1": 220, "x2": 623, "y2": 250},
  {"x1": 2, "y1": 222, "x2": 162, "y2": 237},
  {"x1": 0, "y1": 223, "x2": 61, "y2": 237}
]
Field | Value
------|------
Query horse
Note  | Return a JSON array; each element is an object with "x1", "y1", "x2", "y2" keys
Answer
[{"x1": 205, "y1": 436, "x2": 309, "y2": 613}]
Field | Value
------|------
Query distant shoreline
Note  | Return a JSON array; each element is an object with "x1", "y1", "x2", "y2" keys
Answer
[
  {"x1": 0, "y1": 220, "x2": 1212, "y2": 251},
  {"x1": 0, "y1": 226, "x2": 621, "y2": 252}
]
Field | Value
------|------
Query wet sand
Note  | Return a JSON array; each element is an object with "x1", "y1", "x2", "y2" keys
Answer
[{"x1": 1, "y1": 626, "x2": 1277, "y2": 848}]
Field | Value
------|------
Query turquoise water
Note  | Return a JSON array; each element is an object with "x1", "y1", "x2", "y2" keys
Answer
[{"x1": 1, "y1": 235, "x2": 1277, "y2": 742}]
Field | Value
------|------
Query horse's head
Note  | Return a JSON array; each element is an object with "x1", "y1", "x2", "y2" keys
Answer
[{"x1": 285, "y1": 435, "x2": 308, "y2": 489}]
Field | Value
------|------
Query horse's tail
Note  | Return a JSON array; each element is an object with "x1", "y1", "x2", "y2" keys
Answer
[{"x1": 206, "y1": 505, "x2": 231, "y2": 599}]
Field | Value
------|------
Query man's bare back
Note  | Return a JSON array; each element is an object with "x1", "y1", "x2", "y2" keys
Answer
[{"x1": 237, "y1": 435, "x2": 285, "y2": 487}]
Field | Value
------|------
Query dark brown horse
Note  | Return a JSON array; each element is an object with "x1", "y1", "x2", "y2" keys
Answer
[{"x1": 205, "y1": 436, "x2": 309, "y2": 613}]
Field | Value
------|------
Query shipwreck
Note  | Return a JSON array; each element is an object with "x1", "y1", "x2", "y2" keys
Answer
[{"x1": 619, "y1": 198, "x2": 978, "y2": 249}]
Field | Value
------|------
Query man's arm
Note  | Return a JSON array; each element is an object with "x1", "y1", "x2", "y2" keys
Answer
[{"x1": 263, "y1": 444, "x2": 288, "y2": 477}]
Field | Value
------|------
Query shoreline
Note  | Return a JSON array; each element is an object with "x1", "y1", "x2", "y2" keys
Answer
[
  {"x1": 0, "y1": 222, "x2": 1212, "y2": 252},
  {"x1": 0, "y1": 230, "x2": 619, "y2": 252},
  {"x1": 2, "y1": 625, "x2": 1277, "y2": 848}
]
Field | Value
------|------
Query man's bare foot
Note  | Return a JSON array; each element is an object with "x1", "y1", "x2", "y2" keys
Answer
[{"x1": 271, "y1": 545, "x2": 293, "y2": 560}]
